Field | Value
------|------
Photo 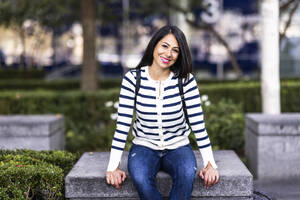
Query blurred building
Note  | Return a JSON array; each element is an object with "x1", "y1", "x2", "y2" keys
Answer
[{"x1": 0, "y1": 0, "x2": 299, "y2": 79}]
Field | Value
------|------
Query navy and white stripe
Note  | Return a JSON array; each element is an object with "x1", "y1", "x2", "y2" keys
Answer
[{"x1": 107, "y1": 66, "x2": 217, "y2": 171}]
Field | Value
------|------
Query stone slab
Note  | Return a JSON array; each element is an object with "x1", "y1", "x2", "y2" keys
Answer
[
  {"x1": 245, "y1": 113, "x2": 300, "y2": 181},
  {"x1": 65, "y1": 150, "x2": 253, "y2": 199},
  {"x1": 246, "y1": 113, "x2": 300, "y2": 136},
  {"x1": 0, "y1": 115, "x2": 64, "y2": 150}
]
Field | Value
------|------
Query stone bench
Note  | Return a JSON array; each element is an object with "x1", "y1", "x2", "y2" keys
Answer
[
  {"x1": 0, "y1": 115, "x2": 64, "y2": 150},
  {"x1": 65, "y1": 150, "x2": 253, "y2": 200}
]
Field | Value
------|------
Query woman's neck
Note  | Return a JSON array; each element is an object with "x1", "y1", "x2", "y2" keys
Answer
[{"x1": 148, "y1": 65, "x2": 170, "y2": 81}]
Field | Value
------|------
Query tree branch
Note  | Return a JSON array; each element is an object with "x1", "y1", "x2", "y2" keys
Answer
[
  {"x1": 185, "y1": 19, "x2": 243, "y2": 79},
  {"x1": 165, "y1": 0, "x2": 189, "y2": 15},
  {"x1": 280, "y1": 0, "x2": 298, "y2": 12},
  {"x1": 280, "y1": 0, "x2": 300, "y2": 44},
  {"x1": 166, "y1": 0, "x2": 243, "y2": 79}
]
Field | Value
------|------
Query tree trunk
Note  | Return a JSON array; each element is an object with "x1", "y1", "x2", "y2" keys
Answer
[
  {"x1": 19, "y1": 27, "x2": 26, "y2": 69},
  {"x1": 80, "y1": 0, "x2": 98, "y2": 91},
  {"x1": 261, "y1": 0, "x2": 280, "y2": 114}
]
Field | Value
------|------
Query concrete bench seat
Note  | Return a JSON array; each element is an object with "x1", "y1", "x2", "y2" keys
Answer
[{"x1": 65, "y1": 150, "x2": 253, "y2": 200}]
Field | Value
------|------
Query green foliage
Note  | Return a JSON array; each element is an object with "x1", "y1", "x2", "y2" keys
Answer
[
  {"x1": 199, "y1": 82, "x2": 262, "y2": 112},
  {"x1": 187, "y1": 98, "x2": 244, "y2": 154},
  {"x1": 0, "y1": 78, "x2": 122, "y2": 91},
  {"x1": 204, "y1": 99, "x2": 245, "y2": 153},
  {"x1": 0, "y1": 89, "x2": 120, "y2": 153},
  {"x1": 0, "y1": 0, "x2": 32, "y2": 26},
  {"x1": 0, "y1": 69, "x2": 45, "y2": 79},
  {"x1": 0, "y1": 149, "x2": 79, "y2": 200},
  {"x1": 0, "y1": 0, "x2": 78, "y2": 29},
  {"x1": 0, "y1": 79, "x2": 299, "y2": 154}
]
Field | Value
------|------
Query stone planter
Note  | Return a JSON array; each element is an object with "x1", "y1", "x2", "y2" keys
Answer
[
  {"x1": 245, "y1": 113, "x2": 300, "y2": 180},
  {"x1": 0, "y1": 115, "x2": 64, "y2": 150}
]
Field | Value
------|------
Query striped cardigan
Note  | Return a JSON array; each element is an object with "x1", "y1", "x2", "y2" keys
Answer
[{"x1": 107, "y1": 66, "x2": 217, "y2": 171}]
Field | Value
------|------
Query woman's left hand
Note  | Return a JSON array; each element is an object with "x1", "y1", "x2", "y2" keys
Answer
[{"x1": 199, "y1": 162, "x2": 219, "y2": 189}]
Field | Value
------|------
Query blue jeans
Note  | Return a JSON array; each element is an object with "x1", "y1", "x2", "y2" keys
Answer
[{"x1": 128, "y1": 144, "x2": 197, "y2": 200}]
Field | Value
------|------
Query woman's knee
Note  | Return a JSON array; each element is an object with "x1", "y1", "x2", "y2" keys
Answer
[
  {"x1": 179, "y1": 165, "x2": 197, "y2": 182},
  {"x1": 129, "y1": 168, "x2": 151, "y2": 185}
]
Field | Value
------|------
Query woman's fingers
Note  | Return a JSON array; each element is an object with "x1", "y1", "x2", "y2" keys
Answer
[
  {"x1": 106, "y1": 173, "x2": 110, "y2": 184},
  {"x1": 113, "y1": 174, "x2": 120, "y2": 188},
  {"x1": 110, "y1": 174, "x2": 115, "y2": 185},
  {"x1": 213, "y1": 174, "x2": 219, "y2": 184},
  {"x1": 203, "y1": 170, "x2": 220, "y2": 188},
  {"x1": 107, "y1": 170, "x2": 127, "y2": 189},
  {"x1": 116, "y1": 173, "x2": 122, "y2": 185},
  {"x1": 121, "y1": 171, "x2": 127, "y2": 182},
  {"x1": 199, "y1": 170, "x2": 204, "y2": 179},
  {"x1": 204, "y1": 173, "x2": 209, "y2": 188},
  {"x1": 208, "y1": 175, "x2": 213, "y2": 187},
  {"x1": 216, "y1": 174, "x2": 220, "y2": 183}
]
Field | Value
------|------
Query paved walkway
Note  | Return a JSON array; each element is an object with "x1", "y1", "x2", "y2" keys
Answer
[{"x1": 254, "y1": 179, "x2": 300, "y2": 200}]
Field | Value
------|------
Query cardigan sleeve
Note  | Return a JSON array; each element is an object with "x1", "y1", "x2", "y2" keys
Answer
[
  {"x1": 106, "y1": 70, "x2": 136, "y2": 172},
  {"x1": 183, "y1": 74, "x2": 218, "y2": 169}
]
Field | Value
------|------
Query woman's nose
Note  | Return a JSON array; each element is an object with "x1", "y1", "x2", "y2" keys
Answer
[{"x1": 165, "y1": 49, "x2": 171, "y2": 57}]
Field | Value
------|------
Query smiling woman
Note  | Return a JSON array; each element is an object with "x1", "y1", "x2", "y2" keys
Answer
[
  {"x1": 105, "y1": 25, "x2": 219, "y2": 200},
  {"x1": 152, "y1": 34, "x2": 179, "y2": 71}
]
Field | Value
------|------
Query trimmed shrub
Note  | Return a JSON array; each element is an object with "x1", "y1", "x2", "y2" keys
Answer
[
  {"x1": 0, "y1": 80, "x2": 299, "y2": 153},
  {"x1": 0, "y1": 150, "x2": 80, "y2": 200},
  {"x1": 0, "y1": 69, "x2": 45, "y2": 79},
  {"x1": 188, "y1": 98, "x2": 244, "y2": 154},
  {"x1": 0, "y1": 79, "x2": 122, "y2": 91},
  {"x1": 204, "y1": 99, "x2": 245, "y2": 153}
]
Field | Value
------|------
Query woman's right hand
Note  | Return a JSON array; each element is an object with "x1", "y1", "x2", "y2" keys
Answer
[{"x1": 106, "y1": 167, "x2": 127, "y2": 189}]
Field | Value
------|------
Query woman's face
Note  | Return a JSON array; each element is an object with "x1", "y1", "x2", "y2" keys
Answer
[{"x1": 152, "y1": 33, "x2": 180, "y2": 70}]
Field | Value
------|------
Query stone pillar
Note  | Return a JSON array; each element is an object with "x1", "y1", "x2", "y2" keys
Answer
[{"x1": 245, "y1": 113, "x2": 300, "y2": 180}]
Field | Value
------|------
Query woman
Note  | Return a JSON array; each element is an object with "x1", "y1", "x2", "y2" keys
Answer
[{"x1": 106, "y1": 25, "x2": 219, "y2": 200}]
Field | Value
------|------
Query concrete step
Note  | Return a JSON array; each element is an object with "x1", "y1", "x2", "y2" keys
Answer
[{"x1": 65, "y1": 150, "x2": 253, "y2": 200}]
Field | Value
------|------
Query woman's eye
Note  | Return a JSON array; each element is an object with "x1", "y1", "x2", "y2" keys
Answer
[
  {"x1": 173, "y1": 49, "x2": 179, "y2": 53},
  {"x1": 162, "y1": 44, "x2": 168, "y2": 48}
]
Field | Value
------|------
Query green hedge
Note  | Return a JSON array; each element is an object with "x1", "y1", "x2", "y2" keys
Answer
[
  {"x1": 1, "y1": 79, "x2": 300, "y2": 112},
  {"x1": 199, "y1": 81, "x2": 300, "y2": 112},
  {"x1": 0, "y1": 89, "x2": 120, "y2": 153},
  {"x1": 0, "y1": 81, "x2": 299, "y2": 153},
  {"x1": 0, "y1": 149, "x2": 80, "y2": 200},
  {"x1": 1, "y1": 77, "x2": 300, "y2": 91},
  {"x1": 0, "y1": 79, "x2": 122, "y2": 90},
  {"x1": 0, "y1": 69, "x2": 46, "y2": 79}
]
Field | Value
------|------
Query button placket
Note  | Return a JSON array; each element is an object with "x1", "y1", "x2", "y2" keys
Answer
[{"x1": 156, "y1": 81, "x2": 164, "y2": 147}]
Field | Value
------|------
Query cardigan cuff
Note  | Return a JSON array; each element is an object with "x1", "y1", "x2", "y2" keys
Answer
[
  {"x1": 199, "y1": 146, "x2": 218, "y2": 169},
  {"x1": 107, "y1": 149, "x2": 123, "y2": 172}
]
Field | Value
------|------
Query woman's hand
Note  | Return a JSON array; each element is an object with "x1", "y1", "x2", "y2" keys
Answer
[
  {"x1": 106, "y1": 167, "x2": 127, "y2": 189},
  {"x1": 199, "y1": 162, "x2": 219, "y2": 189}
]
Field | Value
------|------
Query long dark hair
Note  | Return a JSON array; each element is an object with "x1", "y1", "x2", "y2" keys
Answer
[{"x1": 136, "y1": 25, "x2": 193, "y2": 80}]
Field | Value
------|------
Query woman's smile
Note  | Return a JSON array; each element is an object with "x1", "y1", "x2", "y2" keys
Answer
[{"x1": 160, "y1": 56, "x2": 171, "y2": 64}]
